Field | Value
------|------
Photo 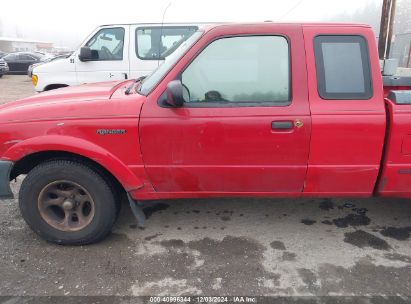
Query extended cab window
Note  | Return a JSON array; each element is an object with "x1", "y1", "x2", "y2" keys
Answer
[
  {"x1": 85, "y1": 27, "x2": 125, "y2": 61},
  {"x1": 136, "y1": 26, "x2": 198, "y2": 60},
  {"x1": 181, "y1": 36, "x2": 290, "y2": 106},
  {"x1": 314, "y1": 35, "x2": 372, "y2": 100}
]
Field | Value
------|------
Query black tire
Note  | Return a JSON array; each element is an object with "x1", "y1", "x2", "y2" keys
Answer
[
  {"x1": 19, "y1": 160, "x2": 117, "y2": 245},
  {"x1": 0, "y1": 74, "x2": 3, "y2": 78}
]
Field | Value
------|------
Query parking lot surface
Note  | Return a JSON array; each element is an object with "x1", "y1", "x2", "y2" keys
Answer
[
  {"x1": 1, "y1": 76, "x2": 411, "y2": 298},
  {"x1": 0, "y1": 75, "x2": 35, "y2": 104}
]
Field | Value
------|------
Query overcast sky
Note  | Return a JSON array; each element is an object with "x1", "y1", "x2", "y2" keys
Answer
[{"x1": 0, "y1": 0, "x2": 382, "y2": 48}]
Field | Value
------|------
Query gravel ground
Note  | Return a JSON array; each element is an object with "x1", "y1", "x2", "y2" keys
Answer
[
  {"x1": 0, "y1": 75, "x2": 36, "y2": 104},
  {"x1": 1, "y1": 76, "x2": 411, "y2": 301}
]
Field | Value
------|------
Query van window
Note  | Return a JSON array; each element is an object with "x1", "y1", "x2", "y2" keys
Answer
[
  {"x1": 181, "y1": 36, "x2": 290, "y2": 106},
  {"x1": 85, "y1": 27, "x2": 125, "y2": 61},
  {"x1": 314, "y1": 35, "x2": 372, "y2": 100},
  {"x1": 136, "y1": 26, "x2": 198, "y2": 60}
]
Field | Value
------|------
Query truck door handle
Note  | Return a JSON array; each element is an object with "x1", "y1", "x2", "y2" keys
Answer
[{"x1": 271, "y1": 121, "x2": 293, "y2": 130}]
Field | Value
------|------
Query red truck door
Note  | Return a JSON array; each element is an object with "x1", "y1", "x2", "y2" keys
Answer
[
  {"x1": 139, "y1": 25, "x2": 311, "y2": 195},
  {"x1": 302, "y1": 25, "x2": 386, "y2": 196}
]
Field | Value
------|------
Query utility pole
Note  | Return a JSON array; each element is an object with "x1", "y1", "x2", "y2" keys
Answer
[{"x1": 378, "y1": 0, "x2": 397, "y2": 60}]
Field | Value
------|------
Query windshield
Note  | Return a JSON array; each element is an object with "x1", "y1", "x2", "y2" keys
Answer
[{"x1": 137, "y1": 30, "x2": 203, "y2": 95}]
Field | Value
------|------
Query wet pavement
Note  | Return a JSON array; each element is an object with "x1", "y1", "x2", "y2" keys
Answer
[{"x1": 2, "y1": 177, "x2": 411, "y2": 297}]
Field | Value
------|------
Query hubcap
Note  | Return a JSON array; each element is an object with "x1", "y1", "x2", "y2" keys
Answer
[
  {"x1": 62, "y1": 200, "x2": 75, "y2": 211},
  {"x1": 37, "y1": 180, "x2": 95, "y2": 232}
]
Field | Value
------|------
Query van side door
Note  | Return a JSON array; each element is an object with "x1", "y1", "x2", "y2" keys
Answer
[{"x1": 76, "y1": 26, "x2": 129, "y2": 84}]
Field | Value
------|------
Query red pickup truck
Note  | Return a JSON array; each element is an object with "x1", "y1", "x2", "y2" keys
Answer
[{"x1": 1, "y1": 23, "x2": 411, "y2": 245}]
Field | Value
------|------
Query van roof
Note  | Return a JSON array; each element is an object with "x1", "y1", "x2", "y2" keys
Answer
[{"x1": 99, "y1": 22, "x2": 218, "y2": 27}]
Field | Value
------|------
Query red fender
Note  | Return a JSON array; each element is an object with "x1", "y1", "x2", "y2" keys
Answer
[{"x1": 2, "y1": 135, "x2": 144, "y2": 191}]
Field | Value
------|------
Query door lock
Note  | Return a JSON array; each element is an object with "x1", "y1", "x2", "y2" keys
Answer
[{"x1": 294, "y1": 120, "x2": 304, "y2": 128}]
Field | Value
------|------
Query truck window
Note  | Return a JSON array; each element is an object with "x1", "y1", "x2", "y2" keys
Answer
[
  {"x1": 181, "y1": 36, "x2": 290, "y2": 106},
  {"x1": 85, "y1": 27, "x2": 125, "y2": 61},
  {"x1": 314, "y1": 35, "x2": 372, "y2": 100},
  {"x1": 136, "y1": 26, "x2": 198, "y2": 60}
]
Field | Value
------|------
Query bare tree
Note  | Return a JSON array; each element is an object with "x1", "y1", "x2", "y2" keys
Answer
[{"x1": 328, "y1": 2, "x2": 381, "y2": 34}]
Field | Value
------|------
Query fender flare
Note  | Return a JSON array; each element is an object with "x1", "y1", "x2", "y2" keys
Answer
[{"x1": 2, "y1": 135, "x2": 144, "y2": 191}]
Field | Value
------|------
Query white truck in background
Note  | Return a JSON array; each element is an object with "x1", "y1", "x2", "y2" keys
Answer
[{"x1": 32, "y1": 23, "x2": 205, "y2": 92}]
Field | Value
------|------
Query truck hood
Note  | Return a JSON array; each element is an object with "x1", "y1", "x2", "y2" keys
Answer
[
  {"x1": 11, "y1": 80, "x2": 130, "y2": 105},
  {"x1": 0, "y1": 80, "x2": 141, "y2": 123}
]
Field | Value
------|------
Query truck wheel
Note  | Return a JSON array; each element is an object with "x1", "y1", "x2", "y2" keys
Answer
[{"x1": 19, "y1": 160, "x2": 117, "y2": 245}]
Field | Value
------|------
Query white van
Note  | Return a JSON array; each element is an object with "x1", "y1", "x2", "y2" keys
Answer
[{"x1": 32, "y1": 23, "x2": 205, "y2": 92}]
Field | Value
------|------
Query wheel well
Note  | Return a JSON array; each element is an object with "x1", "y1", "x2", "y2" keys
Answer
[
  {"x1": 11, "y1": 151, "x2": 125, "y2": 194},
  {"x1": 44, "y1": 84, "x2": 68, "y2": 91}
]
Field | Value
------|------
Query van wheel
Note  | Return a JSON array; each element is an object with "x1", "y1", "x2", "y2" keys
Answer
[
  {"x1": 19, "y1": 160, "x2": 117, "y2": 245},
  {"x1": 44, "y1": 84, "x2": 68, "y2": 91}
]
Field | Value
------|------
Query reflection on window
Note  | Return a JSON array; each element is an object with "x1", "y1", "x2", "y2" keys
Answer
[
  {"x1": 182, "y1": 36, "x2": 290, "y2": 105},
  {"x1": 86, "y1": 27, "x2": 125, "y2": 61},
  {"x1": 136, "y1": 27, "x2": 197, "y2": 60}
]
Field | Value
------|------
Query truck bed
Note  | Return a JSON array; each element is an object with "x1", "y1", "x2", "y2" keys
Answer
[
  {"x1": 378, "y1": 91, "x2": 411, "y2": 197},
  {"x1": 383, "y1": 76, "x2": 411, "y2": 97}
]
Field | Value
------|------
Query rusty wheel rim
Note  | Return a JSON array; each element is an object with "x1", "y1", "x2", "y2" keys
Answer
[{"x1": 37, "y1": 180, "x2": 95, "y2": 232}]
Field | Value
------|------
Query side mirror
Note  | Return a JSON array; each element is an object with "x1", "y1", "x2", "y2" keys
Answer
[
  {"x1": 165, "y1": 80, "x2": 185, "y2": 107},
  {"x1": 78, "y1": 46, "x2": 92, "y2": 62}
]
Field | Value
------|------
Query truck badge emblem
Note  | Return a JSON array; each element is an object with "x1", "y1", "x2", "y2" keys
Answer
[{"x1": 96, "y1": 129, "x2": 127, "y2": 135}]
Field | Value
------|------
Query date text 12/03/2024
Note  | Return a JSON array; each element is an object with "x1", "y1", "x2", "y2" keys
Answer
[{"x1": 149, "y1": 296, "x2": 257, "y2": 303}]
